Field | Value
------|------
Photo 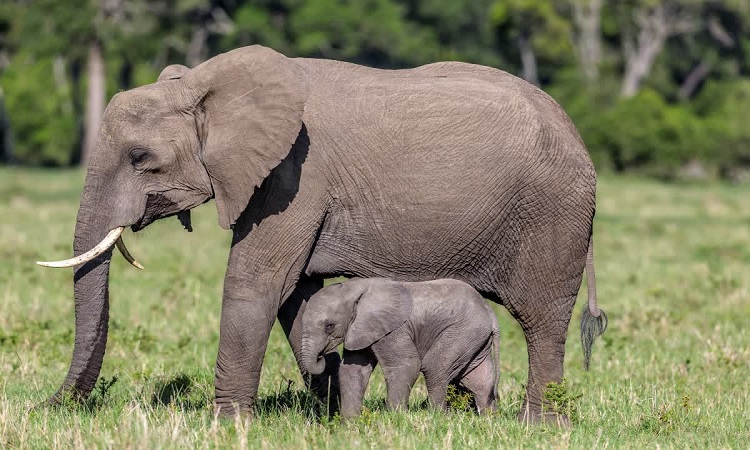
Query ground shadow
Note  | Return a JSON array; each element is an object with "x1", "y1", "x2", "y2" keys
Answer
[
  {"x1": 150, "y1": 374, "x2": 209, "y2": 411},
  {"x1": 254, "y1": 380, "x2": 321, "y2": 419}
]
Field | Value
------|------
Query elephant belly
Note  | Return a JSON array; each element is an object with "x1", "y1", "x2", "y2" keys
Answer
[
  {"x1": 305, "y1": 185, "x2": 523, "y2": 293},
  {"x1": 304, "y1": 154, "x2": 595, "y2": 303}
]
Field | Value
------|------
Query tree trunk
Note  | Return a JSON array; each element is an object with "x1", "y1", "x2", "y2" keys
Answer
[
  {"x1": 518, "y1": 34, "x2": 539, "y2": 86},
  {"x1": 572, "y1": 0, "x2": 602, "y2": 81},
  {"x1": 620, "y1": 28, "x2": 665, "y2": 98},
  {"x1": 0, "y1": 88, "x2": 13, "y2": 164},
  {"x1": 81, "y1": 40, "x2": 105, "y2": 167},
  {"x1": 118, "y1": 58, "x2": 133, "y2": 91},
  {"x1": 186, "y1": 26, "x2": 208, "y2": 68},
  {"x1": 678, "y1": 60, "x2": 712, "y2": 100},
  {"x1": 620, "y1": 4, "x2": 696, "y2": 98}
]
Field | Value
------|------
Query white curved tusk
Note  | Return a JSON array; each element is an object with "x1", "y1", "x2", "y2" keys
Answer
[
  {"x1": 37, "y1": 227, "x2": 125, "y2": 268},
  {"x1": 115, "y1": 236, "x2": 144, "y2": 270}
]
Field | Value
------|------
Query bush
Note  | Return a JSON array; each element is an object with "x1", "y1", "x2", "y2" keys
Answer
[
  {"x1": 694, "y1": 80, "x2": 750, "y2": 177},
  {"x1": 582, "y1": 89, "x2": 711, "y2": 177},
  {"x1": 1, "y1": 53, "x2": 78, "y2": 166}
]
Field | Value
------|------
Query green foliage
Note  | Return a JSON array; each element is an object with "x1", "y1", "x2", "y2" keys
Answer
[
  {"x1": 543, "y1": 379, "x2": 582, "y2": 423},
  {"x1": 490, "y1": 0, "x2": 573, "y2": 59},
  {"x1": 288, "y1": 0, "x2": 438, "y2": 66},
  {"x1": 639, "y1": 395, "x2": 697, "y2": 435},
  {"x1": 580, "y1": 89, "x2": 711, "y2": 176},
  {"x1": 694, "y1": 80, "x2": 750, "y2": 174},
  {"x1": 0, "y1": 53, "x2": 77, "y2": 166},
  {"x1": 445, "y1": 384, "x2": 474, "y2": 412},
  {"x1": 1, "y1": 0, "x2": 750, "y2": 175},
  {"x1": 221, "y1": 3, "x2": 289, "y2": 52}
]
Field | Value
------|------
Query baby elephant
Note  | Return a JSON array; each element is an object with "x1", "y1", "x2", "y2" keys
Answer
[{"x1": 301, "y1": 277, "x2": 499, "y2": 417}]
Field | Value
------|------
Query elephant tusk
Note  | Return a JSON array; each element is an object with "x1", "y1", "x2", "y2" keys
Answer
[
  {"x1": 115, "y1": 236, "x2": 144, "y2": 270},
  {"x1": 37, "y1": 227, "x2": 135, "y2": 269}
]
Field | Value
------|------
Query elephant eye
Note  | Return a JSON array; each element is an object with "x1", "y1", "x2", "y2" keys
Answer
[
  {"x1": 325, "y1": 323, "x2": 335, "y2": 334},
  {"x1": 129, "y1": 148, "x2": 151, "y2": 167}
]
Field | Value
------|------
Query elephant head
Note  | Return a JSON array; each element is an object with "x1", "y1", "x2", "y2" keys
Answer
[
  {"x1": 37, "y1": 46, "x2": 310, "y2": 402},
  {"x1": 301, "y1": 278, "x2": 413, "y2": 375}
]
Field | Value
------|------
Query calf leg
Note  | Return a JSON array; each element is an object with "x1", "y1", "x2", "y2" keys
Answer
[
  {"x1": 459, "y1": 357, "x2": 497, "y2": 414},
  {"x1": 339, "y1": 349, "x2": 377, "y2": 418},
  {"x1": 372, "y1": 331, "x2": 421, "y2": 411}
]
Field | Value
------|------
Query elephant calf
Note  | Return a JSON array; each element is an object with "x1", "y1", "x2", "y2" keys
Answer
[{"x1": 301, "y1": 277, "x2": 500, "y2": 417}]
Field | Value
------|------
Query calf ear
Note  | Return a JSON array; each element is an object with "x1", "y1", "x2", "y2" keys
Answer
[
  {"x1": 344, "y1": 282, "x2": 413, "y2": 351},
  {"x1": 157, "y1": 64, "x2": 190, "y2": 81}
]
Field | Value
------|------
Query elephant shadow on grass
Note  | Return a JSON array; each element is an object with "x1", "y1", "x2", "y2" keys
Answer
[
  {"x1": 147, "y1": 374, "x2": 518, "y2": 420},
  {"x1": 148, "y1": 374, "x2": 324, "y2": 419},
  {"x1": 150, "y1": 374, "x2": 210, "y2": 411},
  {"x1": 253, "y1": 380, "x2": 321, "y2": 419}
]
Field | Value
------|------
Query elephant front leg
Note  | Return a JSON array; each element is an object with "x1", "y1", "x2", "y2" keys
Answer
[
  {"x1": 339, "y1": 349, "x2": 377, "y2": 418},
  {"x1": 210, "y1": 179, "x2": 325, "y2": 417},
  {"x1": 214, "y1": 275, "x2": 278, "y2": 417},
  {"x1": 277, "y1": 275, "x2": 341, "y2": 417}
]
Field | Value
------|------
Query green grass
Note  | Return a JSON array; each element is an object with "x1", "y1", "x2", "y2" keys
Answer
[{"x1": 1, "y1": 167, "x2": 749, "y2": 448}]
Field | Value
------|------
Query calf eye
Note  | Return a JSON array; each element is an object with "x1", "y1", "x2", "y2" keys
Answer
[{"x1": 325, "y1": 323, "x2": 335, "y2": 334}]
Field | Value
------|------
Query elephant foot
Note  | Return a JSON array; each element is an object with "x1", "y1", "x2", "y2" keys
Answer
[
  {"x1": 214, "y1": 400, "x2": 254, "y2": 419},
  {"x1": 518, "y1": 403, "x2": 571, "y2": 427},
  {"x1": 214, "y1": 384, "x2": 257, "y2": 419}
]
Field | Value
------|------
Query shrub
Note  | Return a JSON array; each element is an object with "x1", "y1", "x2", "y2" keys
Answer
[
  {"x1": 582, "y1": 89, "x2": 711, "y2": 177},
  {"x1": 694, "y1": 80, "x2": 750, "y2": 177},
  {"x1": 1, "y1": 53, "x2": 78, "y2": 166}
]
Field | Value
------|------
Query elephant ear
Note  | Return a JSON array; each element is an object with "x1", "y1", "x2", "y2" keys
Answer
[
  {"x1": 183, "y1": 45, "x2": 309, "y2": 229},
  {"x1": 345, "y1": 281, "x2": 414, "y2": 351},
  {"x1": 157, "y1": 64, "x2": 190, "y2": 81}
]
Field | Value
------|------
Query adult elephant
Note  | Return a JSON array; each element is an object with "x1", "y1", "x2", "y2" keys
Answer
[{"x1": 38, "y1": 45, "x2": 607, "y2": 422}]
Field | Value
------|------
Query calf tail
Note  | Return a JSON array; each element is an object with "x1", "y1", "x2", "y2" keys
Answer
[
  {"x1": 581, "y1": 234, "x2": 608, "y2": 371},
  {"x1": 490, "y1": 315, "x2": 501, "y2": 398}
]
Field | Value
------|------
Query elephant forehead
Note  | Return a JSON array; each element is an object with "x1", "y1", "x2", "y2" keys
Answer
[
  {"x1": 309, "y1": 293, "x2": 344, "y2": 315},
  {"x1": 107, "y1": 86, "x2": 170, "y2": 120}
]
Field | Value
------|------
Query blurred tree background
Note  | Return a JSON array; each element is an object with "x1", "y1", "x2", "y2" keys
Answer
[{"x1": 1, "y1": 0, "x2": 749, "y2": 180}]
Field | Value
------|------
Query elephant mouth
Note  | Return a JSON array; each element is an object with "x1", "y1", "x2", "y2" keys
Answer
[
  {"x1": 131, "y1": 193, "x2": 181, "y2": 232},
  {"x1": 37, "y1": 192, "x2": 206, "y2": 270},
  {"x1": 132, "y1": 193, "x2": 208, "y2": 232}
]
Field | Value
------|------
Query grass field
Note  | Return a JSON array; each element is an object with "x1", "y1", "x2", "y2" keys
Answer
[{"x1": 1, "y1": 167, "x2": 749, "y2": 448}]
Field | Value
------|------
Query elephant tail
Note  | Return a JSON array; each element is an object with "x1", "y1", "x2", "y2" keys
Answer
[
  {"x1": 490, "y1": 315, "x2": 501, "y2": 399},
  {"x1": 581, "y1": 234, "x2": 608, "y2": 371}
]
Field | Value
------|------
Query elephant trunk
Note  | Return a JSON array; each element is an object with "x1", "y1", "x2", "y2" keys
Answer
[
  {"x1": 51, "y1": 178, "x2": 113, "y2": 403},
  {"x1": 301, "y1": 337, "x2": 327, "y2": 376}
]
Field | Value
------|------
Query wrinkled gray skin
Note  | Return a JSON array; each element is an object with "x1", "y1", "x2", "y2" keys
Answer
[
  {"x1": 51, "y1": 45, "x2": 604, "y2": 423},
  {"x1": 301, "y1": 278, "x2": 500, "y2": 417}
]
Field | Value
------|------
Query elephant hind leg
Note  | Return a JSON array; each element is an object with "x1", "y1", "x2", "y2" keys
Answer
[
  {"x1": 497, "y1": 270, "x2": 578, "y2": 425},
  {"x1": 498, "y1": 206, "x2": 593, "y2": 424},
  {"x1": 459, "y1": 357, "x2": 497, "y2": 414},
  {"x1": 519, "y1": 321, "x2": 571, "y2": 426}
]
